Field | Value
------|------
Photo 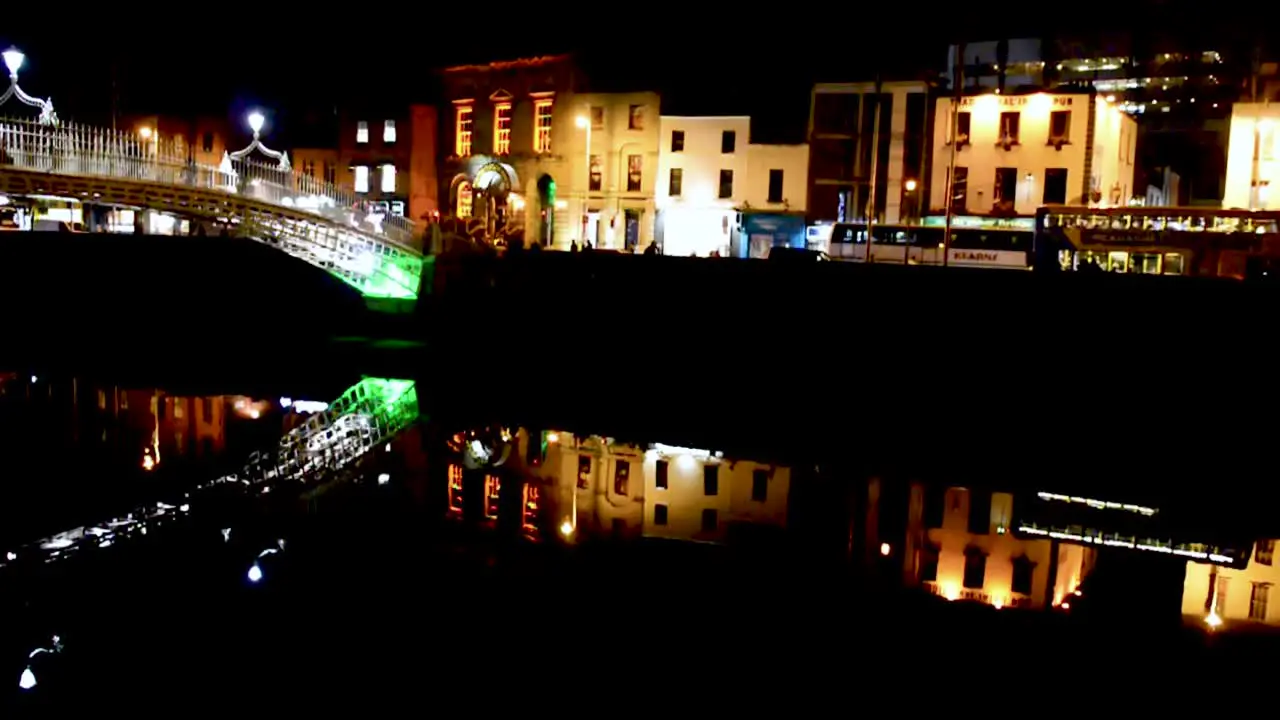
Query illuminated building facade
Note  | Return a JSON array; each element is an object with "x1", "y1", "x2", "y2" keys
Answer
[
  {"x1": 1223, "y1": 103, "x2": 1280, "y2": 211},
  {"x1": 655, "y1": 116, "x2": 808, "y2": 256},
  {"x1": 440, "y1": 55, "x2": 660, "y2": 250},
  {"x1": 335, "y1": 104, "x2": 439, "y2": 235},
  {"x1": 1183, "y1": 540, "x2": 1280, "y2": 627},
  {"x1": 807, "y1": 81, "x2": 930, "y2": 225},
  {"x1": 908, "y1": 486, "x2": 1096, "y2": 610},
  {"x1": 951, "y1": 34, "x2": 1244, "y2": 205},
  {"x1": 126, "y1": 113, "x2": 230, "y2": 168},
  {"x1": 929, "y1": 92, "x2": 1137, "y2": 215}
]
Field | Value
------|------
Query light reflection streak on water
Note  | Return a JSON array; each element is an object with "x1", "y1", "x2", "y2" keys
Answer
[{"x1": 0, "y1": 378, "x2": 418, "y2": 572}]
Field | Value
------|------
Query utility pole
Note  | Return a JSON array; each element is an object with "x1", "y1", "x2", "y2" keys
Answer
[
  {"x1": 942, "y1": 42, "x2": 965, "y2": 267},
  {"x1": 865, "y1": 75, "x2": 883, "y2": 263},
  {"x1": 1250, "y1": 45, "x2": 1265, "y2": 210}
]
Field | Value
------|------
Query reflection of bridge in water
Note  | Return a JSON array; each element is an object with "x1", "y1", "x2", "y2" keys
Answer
[
  {"x1": 0, "y1": 48, "x2": 425, "y2": 301},
  {"x1": 0, "y1": 377, "x2": 419, "y2": 573}
]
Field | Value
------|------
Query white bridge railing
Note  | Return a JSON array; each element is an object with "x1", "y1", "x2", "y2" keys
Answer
[{"x1": 0, "y1": 117, "x2": 417, "y2": 250}]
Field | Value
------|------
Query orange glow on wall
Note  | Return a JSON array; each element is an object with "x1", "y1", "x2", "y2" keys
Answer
[
  {"x1": 522, "y1": 484, "x2": 540, "y2": 534},
  {"x1": 448, "y1": 463, "x2": 464, "y2": 515},
  {"x1": 484, "y1": 475, "x2": 501, "y2": 519}
]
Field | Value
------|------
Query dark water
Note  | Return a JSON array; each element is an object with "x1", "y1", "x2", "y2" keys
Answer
[{"x1": 0, "y1": 365, "x2": 1273, "y2": 710}]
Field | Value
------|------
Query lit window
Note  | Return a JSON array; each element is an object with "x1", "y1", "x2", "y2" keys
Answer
[
  {"x1": 534, "y1": 99, "x2": 553, "y2": 153},
  {"x1": 448, "y1": 464, "x2": 463, "y2": 514},
  {"x1": 381, "y1": 164, "x2": 396, "y2": 193},
  {"x1": 354, "y1": 165, "x2": 369, "y2": 193},
  {"x1": 494, "y1": 103, "x2": 512, "y2": 155},
  {"x1": 356, "y1": 121, "x2": 369, "y2": 144},
  {"x1": 455, "y1": 106, "x2": 473, "y2": 156},
  {"x1": 383, "y1": 120, "x2": 396, "y2": 143}
]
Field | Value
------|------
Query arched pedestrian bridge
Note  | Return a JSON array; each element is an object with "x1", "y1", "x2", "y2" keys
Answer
[{"x1": 0, "y1": 117, "x2": 425, "y2": 300}]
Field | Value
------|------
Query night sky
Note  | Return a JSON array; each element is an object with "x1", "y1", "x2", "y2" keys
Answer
[{"x1": 0, "y1": 3, "x2": 1266, "y2": 145}]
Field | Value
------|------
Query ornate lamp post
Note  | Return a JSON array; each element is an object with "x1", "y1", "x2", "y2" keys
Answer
[
  {"x1": 0, "y1": 47, "x2": 57, "y2": 125},
  {"x1": 225, "y1": 110, "x2": 290, "y2": 170}
]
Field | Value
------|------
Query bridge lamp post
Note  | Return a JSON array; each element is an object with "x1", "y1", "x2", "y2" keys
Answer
[{"x1": 0, "y1": 46, "x2": 57, "y2": 124}]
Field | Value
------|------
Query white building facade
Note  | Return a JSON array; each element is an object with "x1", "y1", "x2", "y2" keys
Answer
[
  {"x1": 930, "y1": 92, "x2": 1137, "y2": 215},
  {"x1": 1223, "y1": 103, "x2": 1280, "y2": 211},
  {"x1": 655, "y1": 116, "x2": 807, "y2": 256}
]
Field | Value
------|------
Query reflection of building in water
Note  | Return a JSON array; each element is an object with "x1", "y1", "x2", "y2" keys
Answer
[
  {"x1": 543, "y1": 433, "x2": 791, "y2": 543},
  {"x1": 907, "y1": 485, "x2": 1095, "y2": 610},
  {"x1": 438, "y1": 430, "x2": 790, "y2": 544},
  {"x1": 119, "y1": 391, "x2": 227, "y2": 465},
  {"x1": 1182, "y1": 540, "x2": 1280, "y2": 628}
]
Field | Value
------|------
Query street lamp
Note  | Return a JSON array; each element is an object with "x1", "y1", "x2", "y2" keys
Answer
[
  {"x1": 905, "y1": 179, "x2": 918, "y2": 192},
  {"x1": 576, "y1": 114, "x2": 591, "y2": 247},
  {"x1": 227, "y1": 109, "x2": 290, "y2": 171},
  {"x1": 18, "y1": 635, "x2": 63, "y2": 691},
  {"x1": 0, "y1": 46, "x2": 57, "y2": 124},
  {"x1": 2, "y1": 47, "x2": 23, "y2": 79}
]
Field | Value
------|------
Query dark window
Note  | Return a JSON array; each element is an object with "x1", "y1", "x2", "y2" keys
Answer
[
  {"x1": 718, "y1": 169, "x2": 733, "y2": 199},
  {"x1": 919, "y1": 545, "x2": 940, "y2": 582},
  {"x1": 626, "y1": 155, "x2": 642, "y2": 192},
  {"x1": 950, "y1": 166, "x2": 968, "y2": 209},
  {"x1": 967, "y1": 488, "x2": 991, "y2": 535},
  {"x1": 998, "y1": 111, "x2": 1020, "y2": 144},
  {"x1": 923, "y1": 486, "x2": 945, "y2": 529},
  {"x1": 767, "y1": 169, "x2": 784, "y2": 203},
  {"x1": 701, "y1": 508, "x2": 717, "y2": 532},
  {"x1": 963, "y1": 549, "x2": 987, "y2": 590},
  {"x1": 721, "y1": 130, "x2": 736, "y2": 154},
  {"x1": 1043, "y1": 168, "x2": 1069, "y2": 205},
  {"x1": 589, "y1": 155, "x2": 602, "y2": 192},
  {"x1": 751, "y1": 469, "x2": 768, "y2": 501},
  {"x1": 1251, "y1": 582, "x2": 1271, "y2": 621},
  {"x1": 614, "y1": 460, "x2": 630, "y2": 496},
  {"x1": 628, "y1": 105, "x2": 645, "y2": 130},
  {"x1": 654, "y1": 504, "x2": 668, "y2": 525},
  {"x1": 668, "y1": 168, "x2": 682, "y2": 197},
  {"x1": 703, "y1": 465, "x2": 719, "y2": 495},
  {"x1": 201, "y1": 132, "x2": 214, "y2": 153},
  {"x1": 1258, "y1": 539, "x2": 1276, "y2": 566},
  {"x1": 590, "y1": 106, "x2": 604, "y2": 129},
  {"x1": 955, "y1": 112, "x2": 971, "y2": 145},
  {"x1": 324, "y1": 162, "x2": 336, "y2": 185},
  {"x1": 671, "y1": 130, "x2": 685, "y2": 152},
  {"x1": 1011, "y1": 556, "x2": 1035, "y2": 595},
  {"x1": 1049, "y1": 110, "x2": 1071, "y2": 142},
  {"x1": 655, "y1": 459, "x2": 669, "y2": 489},
  {"x1": 577, "y1": 455, "x2": 591, "y2": 489},
  {"x1": 994, "y1": 167, "x2": 1017, "y2": 208}
]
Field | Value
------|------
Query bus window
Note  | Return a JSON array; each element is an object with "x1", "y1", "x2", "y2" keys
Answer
[
  {"x1": 1163, "y1": 253, "x2": 1186, "y2": 275},
  {"x1": 1107, "y1": 251, "x2": 1129, "y2": 272},
  {"x1": 1133, "y1": 253, "x2": 1162, "y2": 274}
]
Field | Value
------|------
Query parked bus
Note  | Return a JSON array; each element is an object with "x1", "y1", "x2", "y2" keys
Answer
[
  {"x1": 823, "y1": 215, "x2": 1033, "y2": 269},
  {"x1": 1035, "y1": 205, "x2": 1280, "y2": 280}
]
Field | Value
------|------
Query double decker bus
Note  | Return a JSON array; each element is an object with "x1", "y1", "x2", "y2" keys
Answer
[
  {"x1": 1034, "y1": 205, "x2": 1280, "y2": 280},
  {"x1": 822, "y1": 215, "x2": 1033, "y2": 269}
]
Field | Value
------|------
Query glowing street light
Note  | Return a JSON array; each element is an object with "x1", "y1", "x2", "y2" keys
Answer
[
  {"x1": 1, "y1": 47, "x2": 57, "y2": 124},
  {"x1": 560, "y1": 519, "x2": 575, "y2": 537},
  {"x1": 138, "y1": 126, "x2": 153, "y2": 141},
  {"x1": 2, "y1": 47, "x2": 23, "y2": 79},
  {"x1": 226, "y1": 108, "x2": 290, "y2": 171},
  {"x1": 18, "y1": 636, "x2": 63, "y2": 691},
  {"x1": 904, "y1": 179, "x2": 918, "y2": 192},
  {"x1": 1205, "y1": 611, "x2": 1223, "y2": 629}
]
